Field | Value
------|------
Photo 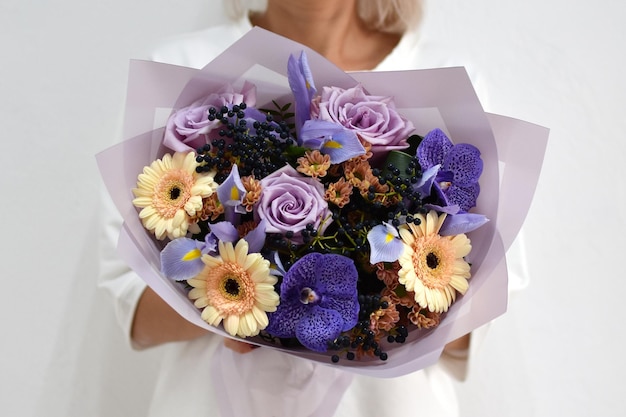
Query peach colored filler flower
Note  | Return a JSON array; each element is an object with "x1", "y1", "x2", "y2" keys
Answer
[
  {"x1": 343, "y1": 159, "x2": 389, "y2": 203},
  {"x1": 369, "y1": 296, "x2": 400, "y2": 334},
  {"x1": 375, "y1": 261, "x2": 401, "y2": 286},
  {"x1": 198, "y1": 193, "x2": 224, "y2": 222},
  {"x1": 398, "y1": 210, "x2": 472, "y2": 313},
  {"x1": 187, "y1": 240, "x2": 279, "y2": 337},
  {"x1": 408, "y1": 305, "x2": 441, "y2": 329},
  {"x1": 324, "y1": 177, "x2": 353, "y2": 208},
  {"x1": 382, "y1": 282, "x2": 417, "y2": 308},
  {"x1": 241, "y1": 175, "x2": 261, "y2": 212},
  {"x1": 237, "y1": 220, "x2": 258, "y2": 238},
  {"x1": 297, "y1": 150, "x2": 331, "y2": 178},
  {"x1": 132, "y1": 152, "x2": 217, "y2": 240}
]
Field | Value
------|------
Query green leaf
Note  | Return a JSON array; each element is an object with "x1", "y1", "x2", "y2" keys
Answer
[{"x1": 382, "y1": 150, "x2": 414, "y2": 179}]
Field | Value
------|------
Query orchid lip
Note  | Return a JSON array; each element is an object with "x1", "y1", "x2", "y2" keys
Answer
[{"x1": 300, "y1": 287, "x2": 319, "y2": 304}]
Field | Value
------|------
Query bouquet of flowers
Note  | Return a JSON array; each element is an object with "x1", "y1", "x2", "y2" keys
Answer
[{"x1": 98, "y1": 28, "x2": 548, "y2": 374}]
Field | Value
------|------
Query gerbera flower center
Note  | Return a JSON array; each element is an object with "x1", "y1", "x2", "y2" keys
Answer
[
  {"x1": 412, "y1": 236, "x2": 453, "y2": 289},
  {"x1": 205, "y1": 262, "x2": 256, "y2": 315},
  {"x1": 426, "y1": 252, "x2": 439, "y2": 269},
  {"x1": 222, "y1": 276, "x2": 241, "y2": 298},
  {"x1": 170, "y1": 186, "x2": 181, "y2": 200},
  {"x1": 153, "y1": 170, "x2": 195, "y2": 218}
]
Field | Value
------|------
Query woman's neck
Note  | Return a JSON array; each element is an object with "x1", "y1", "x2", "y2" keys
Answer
[{"x1": 250, "y1": 0, "x2": 401, "y2": 71}]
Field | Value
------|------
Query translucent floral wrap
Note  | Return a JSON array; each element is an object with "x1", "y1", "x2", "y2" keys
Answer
[{"x1": 96, "y1": 28, "x2": 548, "y2": 416}]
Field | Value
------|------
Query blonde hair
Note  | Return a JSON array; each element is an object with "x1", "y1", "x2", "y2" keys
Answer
[{"x1": 224, "y1": 0, "x2": 423, "y2": 34}]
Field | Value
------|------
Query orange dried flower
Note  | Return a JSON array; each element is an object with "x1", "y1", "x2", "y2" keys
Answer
[
  {"x1": 375, "y1": 261, "x2": 400, "y2": 286},
  {"x1": 408, "y1": 305, "x2": 441, "y2": 329},
  {"x1": 369, "y1": 297, "x2": 400, "y2": 334},
  {"x1": 382, "y1": 282, "x2": 417, "y2": 308},
  {"x1": 296, "y1": 150, "x2": 331, "y2": 178},
  {"x1": 324, "y1": 177, "x2": 353, "y2": 208},
  {"x1": 241, "y1": 175, "x2": 261, "y2": 212},
  {"x1": 197, "y1": 193, "x2": 224, "y2": 222}
]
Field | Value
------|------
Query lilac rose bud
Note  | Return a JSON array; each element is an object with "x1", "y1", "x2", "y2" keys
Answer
[
  {"x1": 311, "y1": 84, "x2": 414, "y2": 162},
  {"x1": 163, "y1": 81, "x2": 257, "y2": 153},
  {"x1": 256, "y1": 165, "x2": 331, "y2": 243}
]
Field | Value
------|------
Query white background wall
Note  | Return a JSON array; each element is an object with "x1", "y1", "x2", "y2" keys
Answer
[{"x1": 1, "y1": 0, "x2": 624, "y2": 416}]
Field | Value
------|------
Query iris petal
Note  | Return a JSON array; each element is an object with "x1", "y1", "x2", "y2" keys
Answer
[
  {"x1": 367, "y1": 223, "x2": 404, "y2": 264},
  {"x1": 243, "y1": 218, "x2": 267, "y2": 254},
  {"x1": 300, "y1": 120, "x2": 365, "y2": 163},
  {"x1": 217, "y1": 164, "x2": 245, "y2": 207},
  {"x1": 440, "y1": 212, "x2": 490, "y2": 236},
  {"x1": 160, "y1": 237, "x2": 205, "y2": 281},
  {"x1": 208, "y1": 221, "x2": 239, "y2": 243},
  {"x1": 288, "y1": 51, "x2": 317, "y2": 137}
]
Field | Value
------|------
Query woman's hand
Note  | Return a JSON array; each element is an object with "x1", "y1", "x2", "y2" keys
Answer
[{"x1": 223, "y1": 338, "x2": 258, "y2": 354}]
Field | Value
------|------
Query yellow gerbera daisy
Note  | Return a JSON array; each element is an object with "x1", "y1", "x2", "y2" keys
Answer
[
  {"x1": 187, "y1": 240, "x2": 280, "y2": 338},
  {"x1": 397, "y1": 210, "x2": 472, "y2": 313},
  {"x1": 132, "y1": 152, "x2": 217, "y2": 240}
]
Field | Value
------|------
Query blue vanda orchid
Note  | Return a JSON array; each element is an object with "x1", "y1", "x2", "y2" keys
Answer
[
  {"x1": 367, "y1": 222, "x2": 404, "y2": 264},
  {"x1": 217, "y1": 164, "x2": 247, "y2": 222},
  {"x1": 160, "y1": 219, "x2": 268, "y2": 281},
  {"x1": 300, "y1": 120, "x2": 365, "y2": 164},
  {"x1": 288, "y1": 51, "x2": 317, "y2": 136},
  {"x1": 417, "y1": 128, "x2": 483, "y2": 212},
  {"x1": 265, "y1": 252, "x2": 359, "y2": 352}
]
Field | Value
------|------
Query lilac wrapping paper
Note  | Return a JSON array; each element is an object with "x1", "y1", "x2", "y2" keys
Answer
[{"x1": 97, "y1": 27, "x2": 548, "y2": 414}]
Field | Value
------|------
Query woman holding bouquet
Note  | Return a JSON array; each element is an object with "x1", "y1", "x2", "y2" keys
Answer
[{"x1": 100, "y1": 0, "x2": 478, "y2": 415}]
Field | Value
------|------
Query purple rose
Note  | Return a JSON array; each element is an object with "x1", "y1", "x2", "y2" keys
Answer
[
  {"x1": 312, "y1": 84, "x2": 414, "y2": 161},
  {"x1": 163, "y1": 81, "x2": 257, "y2": 153},
  {"x1": 256, "y1": 165, "x2": 331, "y2": 243}
]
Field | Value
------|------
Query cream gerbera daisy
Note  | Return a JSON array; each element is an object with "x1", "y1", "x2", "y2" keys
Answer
[
  {"x1": 132, "y1": 152, "x2": 217, "y2": 240},
  {"x1": 187, "y1": 240, "x2": 280, "y2": 338},
  {"x1": 397, "y1": 210, "x2": 472, "y2": 313}
]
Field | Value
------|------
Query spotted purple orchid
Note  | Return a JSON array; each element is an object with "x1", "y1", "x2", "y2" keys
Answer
[
  {"x1": 265, "y1": 252, "x2": 359, "y2": 352},
  {"x1": 416, "y1": 128, "x2": 483, "y2": 212}
]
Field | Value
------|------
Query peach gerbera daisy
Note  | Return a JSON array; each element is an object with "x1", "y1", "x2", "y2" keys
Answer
[
  {"x1": 397, "y1": 210, "x2": 472, "y2": 313},
  {"x1": 132, "y1": 152, "x2": 217, "y2": 240},
  {"x1": 187, "y1": 240, "x2": 280, "y2": 337}
]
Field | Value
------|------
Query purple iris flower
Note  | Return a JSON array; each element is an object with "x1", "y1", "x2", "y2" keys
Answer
[
  {"x1": 416, "y1": 128, "x2": 483, "y2": 212},
  {"x1": 367, "y1": 222, "x2": 404, "y2": 264},
  {"x1": 300, "y1": 120, "x2": 366, "y2": 163},
  {"x1": 217, "y1": 164, "x2": 247, "y2": 223},
  {"x1": 288, "y1": 51, "x2": 317, "y2": 137},
  {"x1": 265, "y1": 253, "x2": 359, "y2": 352}
]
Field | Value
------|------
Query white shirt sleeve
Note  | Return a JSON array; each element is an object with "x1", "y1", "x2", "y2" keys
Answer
[{"x1": 97, "y1": 187, "x2": 147, "y2": 349}]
